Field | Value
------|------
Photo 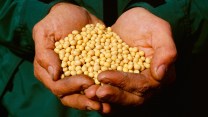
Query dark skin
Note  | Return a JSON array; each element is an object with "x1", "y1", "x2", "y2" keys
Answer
[
  {"x1": 33, "y1": 2, "x2": 177, "y2": 114},
  {"x1": 85, "y1": 7, "x2": 177, "y2": 111}
]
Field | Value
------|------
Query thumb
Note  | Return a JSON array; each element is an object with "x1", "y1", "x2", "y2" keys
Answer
[
  {"x1": 151, "y1": 36, "x2": 177, "y2": 81},
  {"x1": 46, "y1": 50, "x2": 62, "y2": 81},
  {"x1": 33, "y1": 27, "x2": 62, "y2": 81},
  {"x1": 35, "y1": 45, "x2": 62, "y2": 81}
]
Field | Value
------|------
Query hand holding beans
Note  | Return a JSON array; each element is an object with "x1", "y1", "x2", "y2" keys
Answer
[
  {"x1": 84, "y1": 7, "x2": 177, "y2": 113},
  {"x1": 33, "y1": 2, "x2": 106, "y2": 112},
  {"x1": 33, "y1": 3, "x2": 177, "y2": 114},
  {"x1": 87, "y1": 7, "x2": 177, "y2": 108}
]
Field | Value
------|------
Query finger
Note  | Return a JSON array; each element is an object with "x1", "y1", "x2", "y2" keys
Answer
[
  {"x1": 151, "y1": 25, "x2": 177, "y2": 81},
  {"x1": 60, "y1": 94, "x2": 101, "y2": 111},
  {"x1": 33, "y1": 26, "x2": 62, "y2": 81},
  {"x1": 96, "y1": 84, "x2": 144, "y2": 106},
  {"x1": 101, "y1": 103, "x2": 111, "y2": 114},
  {"x1": 36, "y1": 49, "x2": 61, "y2": 81},
  {"x1": 52, "y1": 75, "x2": 95, "y2": 97},
  {"x1": 98, "y1": 70, "x2": 159, "y2": 95},
  {"x1": 33, "y1": 59, "x2": 55, "y2": 89},
  {"x1": 84, "y1": 85, "x2": 112, "y2": 114},
  {"x1": 84, "y1": 85, "x2": 100, "y2": 99},
  {"x1": 34, "y1": 60, "x2": 94, "y2": 96}
]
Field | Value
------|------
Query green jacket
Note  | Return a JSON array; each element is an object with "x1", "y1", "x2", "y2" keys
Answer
[{"x1": 0, "y1": 0, "x2": 207, "y2": 116}]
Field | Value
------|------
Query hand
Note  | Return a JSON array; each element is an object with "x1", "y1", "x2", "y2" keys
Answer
[
  {"x1": 33, "y1": 3, "x2": 104, "y2": 111},
  {"x1": 85, "y1": 7, "x2": 177, "y2": 113}
]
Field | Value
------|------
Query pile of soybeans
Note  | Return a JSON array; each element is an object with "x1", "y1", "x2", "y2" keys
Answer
[{"x1": 54, "y1": 23, "x2": 151, "y2": 84}]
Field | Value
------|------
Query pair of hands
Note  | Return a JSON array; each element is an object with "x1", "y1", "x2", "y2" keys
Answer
[{"x1": 33, "y1": 3, "x2": 177, "y2": 114}]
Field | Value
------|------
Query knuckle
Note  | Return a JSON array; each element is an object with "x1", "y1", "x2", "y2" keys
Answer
[
  {"x1": 169, "y1": 48, "x2": 177, "y2": 57},
  {"x1": 137, "y1": 83, "x2": 150, "y2": 94},
  {"x1": 34, "y1": 54, "x2": 43, "y2": 64},
  {"x1": 50, "y1": 86, "x2": 61, "y2": 96},
  {"x1": 120, "y1": 72, "x2": 130, "y2": 87},
  {"x1": 60, "y1": 98, "x2": 68, "y2": 106},
  {"x1": 97, "y1": 86, "x2": 113, "y2": 99},
  {"x1": 33, "y1": 60, "x2": 41, "y2": 79},
  {"x1": 33, "y1": 69, "x2": 38, "y2": 78},
  {"x1": 32, "y1": 24, "x2": 41, "y2": 38},
  {"x1": 168, "y1": 49, "x2": 177, "y2": 62},
  {"x1": 164, "y1": 47, "x2": 177, "y2": 62}
]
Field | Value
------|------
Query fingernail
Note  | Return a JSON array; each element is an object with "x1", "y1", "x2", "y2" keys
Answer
[
  {"x1": 155, "y1": 64, "x2": 166, "y2": 81},
  {"x1": 48, "y1": 66, "x2": 54, "y2": 80}
]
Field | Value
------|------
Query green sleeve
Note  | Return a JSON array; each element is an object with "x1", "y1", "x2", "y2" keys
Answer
[
  {"x1": 0, "y1": 0, "x2": 71, "y2": 59},
  {"x1": 125, "y1": 0, "x2": 208, "y2": 54},
  {"x1": 0, "y1": 0, "x2": 61, "y2": 97},
  {"x1": 0, "y1": 0, "x2": 73, "y2": 96},
  {"x1": 189, "y1": 0, "x2": 208, "y2": 54}
]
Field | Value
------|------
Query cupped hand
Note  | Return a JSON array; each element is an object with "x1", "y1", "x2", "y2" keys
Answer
[
  {"x1": 111, "y1": 7, "x2": 177, "y2": 80},
  {"x1": 33, "y1": 3, "x2": 104, "y2": 111},
  {"x1": 85, "y1": 7, "x2": 177, "y2": 112}
]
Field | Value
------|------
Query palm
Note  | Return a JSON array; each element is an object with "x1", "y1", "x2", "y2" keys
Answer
[
  {"x1": 112, "y1": 8, "x2": 173, "y2": 59},
  {"x1": 33, "y1": 3, "x2": 102, "y2": 81},
  {"x1": 92, "y1": 8, "x2": 177, "y2": 109}
]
